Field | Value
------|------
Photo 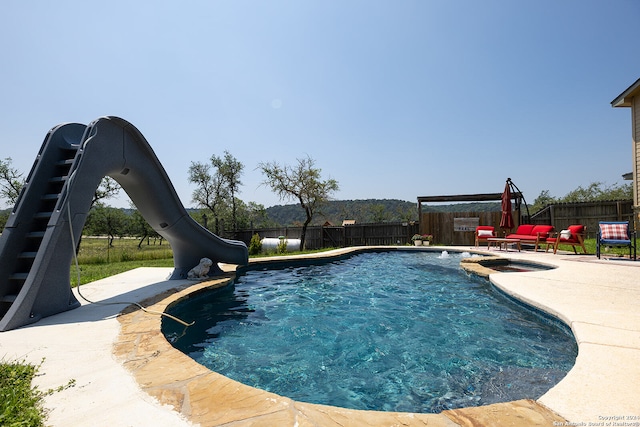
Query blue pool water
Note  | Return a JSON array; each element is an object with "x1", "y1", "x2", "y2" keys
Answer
[{"x1": 163, "y1": 251, "x2": 577, "y2": 413}]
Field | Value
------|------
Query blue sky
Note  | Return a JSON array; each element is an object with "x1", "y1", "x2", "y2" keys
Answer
[{"x1": 1, "y1": 1, "x2": 639, "y2": 210}]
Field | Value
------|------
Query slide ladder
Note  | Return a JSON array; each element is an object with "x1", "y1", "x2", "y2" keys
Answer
[{"x1": 0, "y1": 117, "x2": 248, "y2": 331}]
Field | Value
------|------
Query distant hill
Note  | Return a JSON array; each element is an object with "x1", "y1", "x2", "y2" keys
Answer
[{"x1": 265, "y1": 199, "x2": 501, "y2": 226}]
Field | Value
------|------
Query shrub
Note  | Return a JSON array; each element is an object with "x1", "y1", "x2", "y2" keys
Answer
[
  {"x1": 0, "y1": 358, "x2": 76, "y2": 427},
  {"x1": 249, "y1": 233, "x2": 262, "y2": 255},
  {"x1": 276, "y1": 238, "x2": 288, "y2": 254}
]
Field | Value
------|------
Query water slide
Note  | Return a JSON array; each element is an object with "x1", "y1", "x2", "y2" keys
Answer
[{"x1": 0, "y1": 116, "x2": 248, "y2": 331}]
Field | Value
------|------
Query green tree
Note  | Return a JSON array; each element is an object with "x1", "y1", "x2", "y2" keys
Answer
[
  {"x1": 128, "y1": 208, "x2": 160, "y2": 248},
  {"x1": 395, "y1": 204, "x2": 418, "y2": 223},
  {"x1": 92, "y1": 176, "x2": 121, "y2": 207},
  {"x1": 214, "y1": 199, "x2": 270, "y2": 235},
  {"x1": 531, "y1": 190, "x2": 557, "y2": 213},
  {"x1": 371, "y1": 204, "x2": 391, "y2": 223},
  {"x1": 0, "y1": 157, "x2": 119, "y2": 210},
  {"x1": 188, "y1": 152, "x2": 244, "y2": 234},
  {"x1": 562, "y1": 181, "x2": 632, "y2": 202},
  {"x1": 84, "y1": 205, "x2": 128, "y2": 246},
  {"x1": 188, "y1": 160, "x2": 227, "y2": 234},
  {"x1": 258, "y1": 156, "x2": 339, "y2": 250},
  {"x1": 246, "y1": 201, "x2": 270, "y2": 228},
  {"x1": 532, "y1": 182, "x2": 632, "y2": 212},
  {"x1": 213, "y1": 151, "x2": 244, "y2": 232},
  {"x1": 0, "y1": 157, "x2": 24, "y2": 207}
]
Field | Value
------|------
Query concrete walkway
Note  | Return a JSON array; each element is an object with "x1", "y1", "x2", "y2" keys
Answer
[
  {"x1": 0, "y1": 247, "x2": 638, "y2": 426},
  {"x1": 487, "y1": 250, "x2": 640, "y2": 423}
]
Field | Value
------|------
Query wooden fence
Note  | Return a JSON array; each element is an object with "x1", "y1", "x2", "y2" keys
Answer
[
  {"x1": 419, "y1": 211, "x2": 508, "y2": 246},
  {"x1": 227, "y1": 200, "x2": 634, "y2": 249},
  {"x1": 529, "y1": 200, "x2": 634, "y2": 238},
  {"x1": 231, "y1": 222, "x2": 420, "y2": 250}
]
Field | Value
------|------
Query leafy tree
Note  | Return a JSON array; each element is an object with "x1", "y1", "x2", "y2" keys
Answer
[
  {"x1": 258, "y1": 156, "x2": 339, "y2": 250},
  {"x1": 0, "y1": 157, "x2": 119, "y2": 210},
  {"x1": 216, "y1": 199, "x2": 271, "y2": 233},
  {"x1": 531, "y1": 190, "x2": 557, "y2": 213},
  {"x1": 371, "y1": 204, "x2": 391, "y2": 223},
  {"x1": 246, "y1": 201, "x2": 270, "y2": 228},
  {"x1": 212, "y1": 151, "x2": 244, "y2": 232},
  {"x1": 92, "y1": 176, "x2": 121, "y2": 207},
  {"x1": 0, "y1": 158, "x2": 24, "y2": 207},
  {"x1": 84, "y1": 205, "x2": 128, "y2": 246},
  {"x1": 128, "y1": 208, "x2": 161, "y2": 248},
  {"x1": 562, "y1": 181, "x2": 632, "y2": 202},
  {"x1": 188, "y1": 160, "x2": 226, "y2": 233},
  {"x1": 396, "y1": 204, "x2": 418, "y2": 223},
  {"x1": 188, "y1": 152, "x2": 245, "y2": 234},
  {"x1": 532, "y1": 181, "x2": 632, "y2": 212}
]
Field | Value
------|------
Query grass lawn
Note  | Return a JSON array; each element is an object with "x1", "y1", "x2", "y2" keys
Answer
[
  {"x1": 579, "y1": 238, "x2": 633, "y2": 257},
  {"x1": 71, "y1": 237, "x2": 174, "y2": 286}
]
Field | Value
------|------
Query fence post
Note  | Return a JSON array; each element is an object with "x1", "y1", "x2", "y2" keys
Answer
[{"x1": 617, "y1": 201, "x2": 622, "y2": 221}]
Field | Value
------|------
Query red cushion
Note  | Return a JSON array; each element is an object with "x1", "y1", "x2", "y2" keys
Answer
[
  {"x1": 560, "y1": 225, "x2": 584, "y2": 241},
  {"x1": 476, "y1": 226, "x2": 495, "y2": 239},
  {"x1": 506, "y1": 234, "x2": 538, "y2": 241},
  {"x1": 531, "y1": 225, "x2": 554, "y2": 238},
  {"x1": 567, "y1": 225, "x2": 584, "y2": 235},
  {"x1": 515, "y1": 224, "x2": 535, "y2": 235}
]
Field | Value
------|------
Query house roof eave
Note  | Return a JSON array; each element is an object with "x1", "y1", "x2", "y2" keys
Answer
[{"x1": 612, "y1": 77, "x2": 640, "y2": 108}]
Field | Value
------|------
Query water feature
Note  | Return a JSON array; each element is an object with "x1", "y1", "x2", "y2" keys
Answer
[{"x1": 163, "y1": 250, "x2": 576, "y2": 413}]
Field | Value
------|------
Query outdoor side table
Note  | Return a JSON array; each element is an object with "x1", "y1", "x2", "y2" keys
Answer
[{"x1": 487, "y1": 238, "x2": 521, "y2": 252}]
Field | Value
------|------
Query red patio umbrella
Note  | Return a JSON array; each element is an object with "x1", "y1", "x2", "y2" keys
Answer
[{"x1": 500, "y1": 179, "x2": 514, "y2": 232}]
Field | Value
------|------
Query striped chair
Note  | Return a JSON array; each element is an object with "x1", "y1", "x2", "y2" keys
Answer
[{"x1": 596, "y1": 221, "x2": 636, "y2": 260}]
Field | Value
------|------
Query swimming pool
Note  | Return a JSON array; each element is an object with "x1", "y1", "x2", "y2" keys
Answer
[{"x1": 163, "y1": 250, "x2": 577, "y2": 413}]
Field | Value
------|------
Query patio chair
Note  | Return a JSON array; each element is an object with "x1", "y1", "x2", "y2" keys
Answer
[
  {"x1": 545, "y1": 225, "x2": 587, "y2": 254},
  {"x1": 475, "y1": 225, "x2": 496, "y2": 247},
  {"x1": 596, "y1": 221, "x2": 636, "y2": 260}
]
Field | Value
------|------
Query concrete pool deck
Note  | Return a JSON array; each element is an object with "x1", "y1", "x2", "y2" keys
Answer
[{"x1": 0, "y1": 246, "x2": 638, "y2": 426}]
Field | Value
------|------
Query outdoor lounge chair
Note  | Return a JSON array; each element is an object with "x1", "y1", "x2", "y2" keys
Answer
[
  {"x1": 596, "y1": 221, "x2": 636, "y2": 260},
  {"x1": 475, "y1": 225, "x2": 496, "y2": 247},
  {"x1": 545, "y1": 225, "x2": 587, "y2": 254}
]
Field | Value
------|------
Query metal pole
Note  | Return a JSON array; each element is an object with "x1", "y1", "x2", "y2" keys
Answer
[{"x1": 507, "y1": 178, "x2": 531, "y2": 222}]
